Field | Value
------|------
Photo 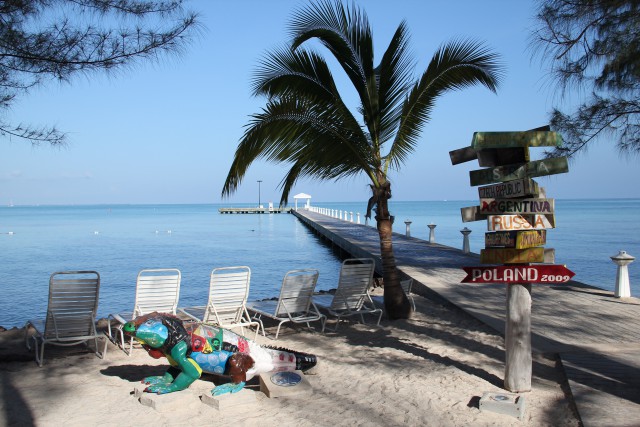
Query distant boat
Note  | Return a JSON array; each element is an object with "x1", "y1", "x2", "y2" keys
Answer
[{"x1": 8, "y1": 200, "x2": 14, "y2": 207}]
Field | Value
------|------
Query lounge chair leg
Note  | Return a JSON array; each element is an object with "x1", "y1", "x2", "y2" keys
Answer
[
  {"x1": 252, "y1": 316, "x2": 265, "y2": 339},
  {"x1": 24, "y1": 323, "x2": 31, "y2": 351},
  {"x1": 96, "y1": 335, "x2": 107, "y2": 359},
  {"x1": 36, "y1": 341, "x2": 44, "y2": 367},
  {"x1": 274, "y1": 324, "x2": 283, "y2": 340},
  {"x1": 332, "y1": 316, "x2": 342, "y2": 331}
]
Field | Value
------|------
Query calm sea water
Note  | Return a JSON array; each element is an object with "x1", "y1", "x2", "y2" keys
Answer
[{"x1": 1, "y1": 200, "x2": 638, "y2": 328}]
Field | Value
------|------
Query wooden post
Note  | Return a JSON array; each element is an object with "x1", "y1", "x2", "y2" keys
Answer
[
  {"x1": 451, "y1": 127, "x2": 569, "y2": 395},
  {"x1": 505, "y1": 283, "x2": 532, "y2": 392}
]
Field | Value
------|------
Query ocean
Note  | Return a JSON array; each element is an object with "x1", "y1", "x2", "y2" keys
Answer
[{"x1": 1, "y1": 199, "x2": 638, "y2": 328}]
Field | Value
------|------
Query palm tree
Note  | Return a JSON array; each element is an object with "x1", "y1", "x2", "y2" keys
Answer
[{"x1": 222, "y1": 0, "x2": 503, "y2": 320}]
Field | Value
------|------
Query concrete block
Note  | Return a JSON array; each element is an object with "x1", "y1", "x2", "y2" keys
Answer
[
  {"x1": 139, "y1": 390, "x2": 193, "y2": 412},
  {"x1": 133, "y1": 383, "x2": 146, "y2": 398},
  {"x1": 259, "y1": 371, "x2": 313, "y2": 399},
  {"x1": 201, "y1": 388, "x2": 257, "y2": 410},
  {"x1": 479, "y1": 391, "x2": 526, "y2": 421}
]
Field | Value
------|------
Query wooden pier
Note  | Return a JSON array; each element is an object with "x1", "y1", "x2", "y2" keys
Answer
[
  {"x1": 292, "y1": 208, "x2": 640, "y2": 427},
  {"x1": 218, "y1": 207, "x2": 291, "y2": 214}
]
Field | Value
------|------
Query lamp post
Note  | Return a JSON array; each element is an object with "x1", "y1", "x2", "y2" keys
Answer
[{"x1": 257, "y1": 180, "x2": 262, "y2": 208}]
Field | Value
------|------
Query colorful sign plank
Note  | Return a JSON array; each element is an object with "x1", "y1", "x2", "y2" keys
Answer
[
  {"x1": 450, "y1": 126, "x2": 549, "y2": 165},
  {"x1": 460, "y1": 206, "x2": 484, "y2": 223},
  {"x1": 471, "y1": 131, "x2": 563, "y2": 149},
  {"x1": 449, "y1": 146, "x2": 530, "y2": 166},
  {"x1": 477, "y1": 147, "x2": 530, "y2": 167},
  {"x1": 479, "y1": 198, "x2": 554, "y2": 215},
  {"x1": 462, "y1": 265, "x2": 575, "y2": 284},
  {"x1": 487, "y1": 214, "x2": 555, "y2": 231},
  {"x1": 469, "y1": 157, "x2": 569, "y2": 186},
  {"x1": 449, "y1": 146, "x2": 477, "y2": 165},
  {"x1": 485, "y1": 230, "x2": 547, "y2": 249},
  {"x1": 478, "y1": 179, "x2": 540, "y2": 199},
  {"x1": 480, "y1": 248, "x2": 555, "y2": 264}
]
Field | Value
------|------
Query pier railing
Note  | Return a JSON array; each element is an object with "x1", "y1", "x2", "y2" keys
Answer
[{"x1": 306, "y1": 205, "x2": 365, "y2": 225}]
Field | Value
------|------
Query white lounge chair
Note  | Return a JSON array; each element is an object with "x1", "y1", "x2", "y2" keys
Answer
[
  {"x1": 178, "y1": 266, "x2": 261, "y2": 339},
  {"x1": 248, "y1": 269, "x2": 326, "y2": 339},
  {"x1": 24, "y1": 271, "x2": 107, "y2": 367},
  {"x1": 401, "y1": 279, "x2": 416, "y2": 311},
  {"x1": 312, "y1": 258, "x2": 382, "y2": 330},
  {"x1": 107, "y1": 268, "x2": 181, "y2": 355}
]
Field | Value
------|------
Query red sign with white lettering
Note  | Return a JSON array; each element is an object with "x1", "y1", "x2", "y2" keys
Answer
[{"x1": 461, "y1": 265, "x2": 575, "y2": 284}]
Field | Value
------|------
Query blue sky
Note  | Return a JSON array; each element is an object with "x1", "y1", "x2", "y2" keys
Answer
[{"x1": 2, "y1": 0, "x2": 638, "y2": 206}]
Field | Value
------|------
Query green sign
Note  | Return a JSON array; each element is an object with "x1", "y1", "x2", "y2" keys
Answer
[
  {"x1": 449, "y1": 146, "x2": 477, "y2": 165},
  {"x1": 469, "y1": 157, "x2": 569, "y2": 186},
  {"x1": 471, "y1": 131, "x2": 563, "y2": 149},
  {"x1": 477, "y1": 147, "x2": 530, "y2": 167}
]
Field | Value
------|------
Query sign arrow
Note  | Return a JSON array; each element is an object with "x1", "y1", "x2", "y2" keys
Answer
[{"x1": 462, "y1": 265, "x2": 576, "y2": 284}]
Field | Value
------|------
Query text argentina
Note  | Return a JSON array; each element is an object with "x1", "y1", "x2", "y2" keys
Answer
[{"x1": 480, "y1": 199, "x2": 553, "y2": 214}]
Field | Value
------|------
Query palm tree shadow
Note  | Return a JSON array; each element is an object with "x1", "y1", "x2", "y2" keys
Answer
[
  {"x1": 100, "y1": 364, "x2": 167, "y2": 382},
  {"x1": 331, "y1": 301, "x2": 568, "y2": 394},
  {"x1": 342, "y1": 321, "x2": 505, "y2": 389},
  {"x1": 1, "y1": 370, "x2": 36, "y2": 427}
]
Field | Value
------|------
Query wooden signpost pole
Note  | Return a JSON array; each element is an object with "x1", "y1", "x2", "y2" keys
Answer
[
  {"x1": 450, "y1": 128, "x2": 571, "y2": 394},
  {"x1": 505, "y1": 283, "x2": 532, "y2": 392}
]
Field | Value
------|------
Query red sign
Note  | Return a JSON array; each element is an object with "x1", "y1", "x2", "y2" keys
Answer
[{"x1": 461, "y1": 265, "x2": 575, "y2": 284}]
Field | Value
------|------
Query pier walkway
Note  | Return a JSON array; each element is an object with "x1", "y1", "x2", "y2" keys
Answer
[
  {"x1": 219, "y1": 207, "x2": 291, "y2": 214},
  {"x1": 293, "y1": 208, "x2": 640, "y2": 427}
]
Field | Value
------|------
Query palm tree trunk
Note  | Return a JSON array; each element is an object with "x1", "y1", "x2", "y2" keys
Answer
[{"x1": 374, "y1": 185, "x2": 412, "y2": 320}]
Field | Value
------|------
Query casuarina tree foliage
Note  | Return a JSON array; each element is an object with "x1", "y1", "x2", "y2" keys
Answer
[
  {"x1": 531, "y1": 0, "x2": 640, "y2": 158},
  {"x1": 0, "y1": 0, "x2": 199, "y2": 145},
  {"x1": 222, "y1": 0, "x2": 503, "y2": 319}
]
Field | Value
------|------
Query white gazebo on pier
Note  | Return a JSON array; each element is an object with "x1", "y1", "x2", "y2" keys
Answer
[{"x1": 293, "y1": 193, "x2": 312, "y2": 210}]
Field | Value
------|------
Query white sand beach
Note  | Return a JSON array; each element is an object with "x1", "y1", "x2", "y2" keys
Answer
[{"x1": 0, "y1": 291, "x2": 579, "y2": 426}]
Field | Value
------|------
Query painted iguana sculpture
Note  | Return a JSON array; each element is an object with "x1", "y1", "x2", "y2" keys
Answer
[{"x1": 123, "y1": 312, "x2": 317, "y2": 395}]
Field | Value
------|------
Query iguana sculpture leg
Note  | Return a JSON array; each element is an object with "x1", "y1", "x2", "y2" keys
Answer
[
  {"x1": 145, "y1": 341, "x2": 202, "y2": 394},
  {"x1": 210, "y1": 352, "x2": 253, "y2": 396},
  {"x1": 143, "y1": 366, "x2": 179, "y2": 387},
  {"x1": 211, "y1": 382, "x2": 245, "y2": 396}
]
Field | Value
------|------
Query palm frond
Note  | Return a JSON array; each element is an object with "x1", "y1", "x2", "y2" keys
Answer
[
  {"x1": 387, "y1": 38, "x2": 504, "y2": 170},
  {"x1": 252, "y1": 46, "x2": 339, "y2": 102},
  {"x1": 221, "y1": 96, "x2": 375, "y2": 200},
  {"x1": 288, "y1": 0, "x2": 375, "y2": 127},
  {"x1": 375, "y1": 20, "x2": 415, "y2": 145}
]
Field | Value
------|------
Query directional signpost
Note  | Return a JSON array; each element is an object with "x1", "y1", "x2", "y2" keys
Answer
[
  {"x1": 478, "y1": 178, "x2": 540, "y2": 199},
  {"x1": 485, "y1": 230, "x2": 547, "y2": 249},
  {"x1": 469, "y1": 157, "x2": 569, "y2": 186},
  {"x1": 479, "y1": 247, "x2": 555, "y2": 264},
  {"x1": 487, "y1": 214, "x2": 555, "y2": 231},
  {"x1": 462, "y1": 265, "x2": 575, "y2": 284},
  {"x1": 450, "y1": 128, "x2": 574, "y2": 393},
  {"x1": 479, "y1": 198, "x2": 554, "y2": 215}
]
